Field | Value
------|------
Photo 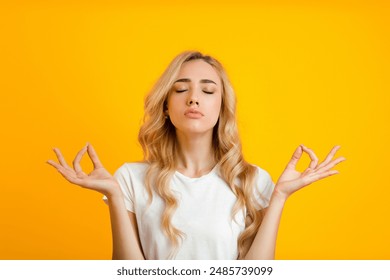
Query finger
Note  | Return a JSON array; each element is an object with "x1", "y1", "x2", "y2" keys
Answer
[
  {"x1": 47, "y1": 160, "x2": 77, "y2": 180},
  {"x1": 47, "y1": 159, "x2": 73, "y2": 176},
  {"x1": 286, "y1": 145, "x2": 303, "y2": 169},
  {"x1": 73, "y1": 144, "x2": 88, "y2": 174},
  {"x1": 86, "y1": 143, "x2": 103, "y2": 169},
  {"x1": 302, "y1": 167, "x2": 313, "y2": 177},
  {"x1": 306, "y1": 169, "x2": 339, "y2": 184},
  {"x1": 316, "y1": 145, "x2": 341, "y2": 170},
  {"x1": 56, "y1": 163, "x2": 88, "y2": 184},
  {"x1": 52, "y1": 148, "x2": 71, "y2": 169},
  {"x1": 301, "y1": 145, "x2": 319, "y2": 169},
  {"x1": 46, "y1": 159, "x2": 64, "y2": 169},
  {"x1": 56, "y1": 167, "x2": 84, "y2": 185},
  {"x1": 48, "y1": 159, "x2": 89, "y2": 188},
  {"x1": 315, "y1": 156, "x2": 346, "y2": 174},
  {"x1": 46, "y1": 159, "x2": 63, "y2": 170}
]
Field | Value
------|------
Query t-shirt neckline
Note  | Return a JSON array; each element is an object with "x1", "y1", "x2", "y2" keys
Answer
[{"x1": 174, "y1": 163, "x2": 219, "y2": 181}]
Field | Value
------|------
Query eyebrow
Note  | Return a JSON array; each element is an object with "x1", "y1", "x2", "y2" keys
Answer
[{"x1": 174, "y1": 78, "x2": 217, "y2": 85}]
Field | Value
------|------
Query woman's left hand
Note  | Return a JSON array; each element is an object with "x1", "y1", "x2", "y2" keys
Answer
[{"x1": 274, "y1": 145, "x2": 346, "y2": 201}]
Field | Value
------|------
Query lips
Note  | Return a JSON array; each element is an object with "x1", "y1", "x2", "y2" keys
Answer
[
  {"x1": 184, "y1": 108, "x2": 203, "y2": 115},
  {"x1": 184, "y1": 108, "x2": 203, "y2": 119}
]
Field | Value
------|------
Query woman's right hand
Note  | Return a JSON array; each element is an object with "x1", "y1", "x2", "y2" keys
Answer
[{"x1": 47, "y1": 143, "x2": 121, "y2": 198}]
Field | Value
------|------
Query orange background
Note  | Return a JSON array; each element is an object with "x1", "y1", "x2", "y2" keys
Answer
[{"x1": 1, "y1": 0, "x2": 389, "y2": 259}]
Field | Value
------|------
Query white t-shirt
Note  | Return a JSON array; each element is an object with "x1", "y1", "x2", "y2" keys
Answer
[{"x1": 104, "y1": 162, "x2": 274, "y2": 260}]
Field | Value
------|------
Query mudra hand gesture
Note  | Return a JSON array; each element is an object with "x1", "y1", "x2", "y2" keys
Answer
[
  {"x1": 274, "y1": 145, "x2": 346, "y2": 200},
  {"x1": 46, "y1": 143, "x2": 120, "y2": 197}
]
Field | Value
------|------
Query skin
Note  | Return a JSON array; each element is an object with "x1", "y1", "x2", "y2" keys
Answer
[
  {"x1": 166, "y1": 59, "x2": 222, "y2": 177},
  {"x1": 244, "y1": 144, "x2": 345, "y2": 259},
  {"x1": 47, "y1": 143, "x2": 144, "y2": 259},
  {"x1": 47, "y1": 59, "x2": 345, "y2": 260}
]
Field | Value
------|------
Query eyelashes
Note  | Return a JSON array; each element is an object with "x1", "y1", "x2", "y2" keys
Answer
[{"x1": 175, "y1": 89, "x2": 215, "y2": 94}]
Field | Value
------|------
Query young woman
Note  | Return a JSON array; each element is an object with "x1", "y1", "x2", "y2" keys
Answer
[{"x1": 47, "y1": 51, "x2": 345, "y2": 260}]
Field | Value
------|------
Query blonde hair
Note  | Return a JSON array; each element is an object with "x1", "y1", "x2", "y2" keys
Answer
[{"x1": 138, "y1": 51, "x2": 264, "y2": 259}]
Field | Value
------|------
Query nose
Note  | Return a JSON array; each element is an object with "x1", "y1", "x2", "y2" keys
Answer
[
  {"x1": 186, "y1": 90, "x2": 200, "y2": 107},
  {"x1": 187, "y1": 99, "x2": 199, "y2": 106}
]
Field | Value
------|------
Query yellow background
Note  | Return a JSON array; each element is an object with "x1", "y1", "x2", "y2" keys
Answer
[{"x1": 1, "y1": 0, "x2": 389, "y2": 259}]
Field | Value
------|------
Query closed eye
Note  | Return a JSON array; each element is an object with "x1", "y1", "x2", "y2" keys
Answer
[{"x1": 175, "y1": 89, "x2": 215, "y2": 94}]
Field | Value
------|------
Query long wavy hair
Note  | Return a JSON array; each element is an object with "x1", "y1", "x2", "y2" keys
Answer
[{"x1": 138, "y1": 51, "x2": 264, "y2": 259}]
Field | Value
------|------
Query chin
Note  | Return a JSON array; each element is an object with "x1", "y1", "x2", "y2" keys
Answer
[{"x1": 176, "y1": 125, "x2": 214, "y2": 136}]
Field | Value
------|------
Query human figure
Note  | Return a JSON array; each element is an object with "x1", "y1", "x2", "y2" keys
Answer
[{"x1": 47, "y1": 51, "x2": 345, "y2": 260}]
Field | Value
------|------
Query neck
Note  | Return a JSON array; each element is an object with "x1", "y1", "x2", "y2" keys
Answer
[{"x1": 175, "y1": 130, "x2": 217, "y2": 178}]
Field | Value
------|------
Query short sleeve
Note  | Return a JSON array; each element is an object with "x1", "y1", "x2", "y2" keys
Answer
[
  {"x1": 252, "y1": 166, "x2": 275, "y2": 210},
  {"x1": 102, "y1": 164, "x2": 135, "y2": 212}
]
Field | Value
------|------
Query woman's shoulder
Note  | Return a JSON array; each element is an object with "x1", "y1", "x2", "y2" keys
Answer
[
  {"x1": 249, "y1": 163, "x2": 271, "y2": 175},
  {"x1": 248, "y1": 163, "x2": 274, "y2": 185},
  {"x1": 114, "y1": 161, "x2": 150, "y2": 176},
  {"x1": 247, "y1": 163, "x2": 275, "y2": 207}
]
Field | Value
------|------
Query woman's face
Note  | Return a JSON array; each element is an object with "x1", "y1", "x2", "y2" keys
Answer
[{"x1": 166, "y1": 59, "x2": 222, "y2": 137}]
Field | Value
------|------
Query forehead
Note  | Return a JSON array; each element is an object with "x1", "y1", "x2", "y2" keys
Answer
[{"x1": 176, "y1": 59, "x2": 220, "y2": 83}]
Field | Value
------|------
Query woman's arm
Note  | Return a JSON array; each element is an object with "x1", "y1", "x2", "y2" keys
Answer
[
  {"x1": 107, "y1": 193, "x2": 145, "y2": 259},
  {"x1": 244, "y1": 145, "x2": 345, "y2": 260},
  {"x1": 47, "y1": 143, "x2": 145, "y2": 260},
  {"x1": 243, "y1": 191, "x2": 285, "y2": 259}
]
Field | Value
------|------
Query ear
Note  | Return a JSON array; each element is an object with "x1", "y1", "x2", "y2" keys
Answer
[
  {"x1": 164, "y1": 104, "x2": 169, "y2": 119},
  {"x1": 163, "y1": 101, "x2": 169, "y2": 113}
]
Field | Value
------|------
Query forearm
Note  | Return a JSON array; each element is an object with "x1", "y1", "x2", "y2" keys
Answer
[
  {"x1": 107, "y1": 194, "x2": 145, "y2": 260},
  {"x1": 243, "y1": 191, "x2": 286, "y2": 260}
]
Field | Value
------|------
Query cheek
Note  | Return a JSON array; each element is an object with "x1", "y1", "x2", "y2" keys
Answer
[
  {"x1": 167, "y1": 96, "x2": 180, "y2": 114},
  {"x1": 215, "y1": 94, "x2": 223, "y2": 113},
  {"x1": 209, "y1": 96, "x2": 222, "y2": 121}
]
